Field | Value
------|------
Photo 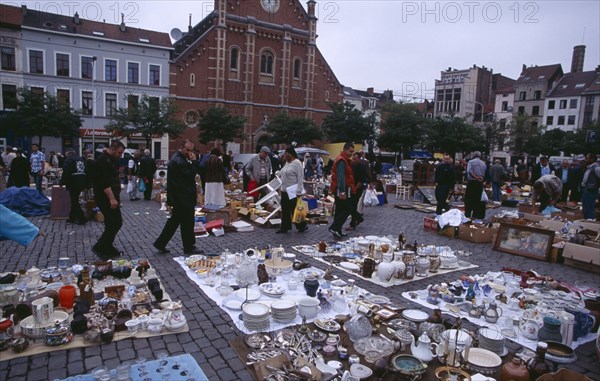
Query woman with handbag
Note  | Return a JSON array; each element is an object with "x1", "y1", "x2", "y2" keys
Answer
[{"x1": 277, "y1": 146, "x2": 308, "y2": 234}]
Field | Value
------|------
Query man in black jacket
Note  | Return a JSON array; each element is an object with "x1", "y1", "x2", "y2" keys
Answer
[
  {"x1": 61, "y1": 149, "x2": 87, "y2": 224},
  {"x1": 139, "y1": 149, "x2": 157, "y2": 200},
  {"x1": 92, "y1": 140, "x2": 125, "y2": 258},
  {"x1": 434, "y1": 155, "x2": 455, "y2": 216},
  {"x1": 153, "y1": 140, "x2": 203, "y2": 255},
  {"x1": 531, "y1": 156, "x2": 555, "y2": 184}
]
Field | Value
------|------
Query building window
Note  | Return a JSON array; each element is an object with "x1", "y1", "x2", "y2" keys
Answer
[
  {"x1": 293, "y1": 59, "x2": 301, "y2": 79},
  {"x1": 532, "y1": 106, "x2": 540, "y2": 116},
  {"x1": 56, "y1": 53, "x2": 70, "y2": 77},
  {"x1": 567, "y1": 115, "x2": 575, "y2": 125},
  {"x1": 1, "y1": 47, "x2": 16, "y2": 71},
  {"x1": 29, "y1": 50, "x2": 44, "y2": 74},
  {"x1": 501, "y1": 101, "x2": 508, "y2": 111},
  {"x1": 149, "y1": 65, "x2": 160, "y2": 86},
  {"x1": 148, "y1": 97, "x2": 159, "y2": 113},
  {"x1": 105, "y1": 59, "x2": 117, "y2": 82},
  {"x1": 548, "y1": 100, "x2": 555, "y2": 109},
  {"x1": 190, "y1": 73, "x2": 196, "y2": 87},
  {"x1": 557, "y1": 116, "x2": 565, "y2": 125},
  {"x1": 127, "y1": 62, "x2": 139, "y2": 84},
  {"x1": 105, "y1": 93, "x2": 117, "y2": 116},
  {"x1": 127, "y1": 94, "x2": 139, "y2": 118},
  {"x1": 81, "y1": 56, "x2": 94, "y2": 79},
  {"x1": 583, "y1": 111, "x2": 593, "y2": 124},
  {"x1": 569, "y1": 99, "x2": 578, "y2": 109},
  {"x1": 82, "y1": 91, "x2": 93, "y2": 115},
  {"x1": 546, "y1": 116, "x2": 553, "y2": 125},
  {"x1": 517, "y1": 106, "x2": 525, "y2": 115},
  {"x1": 533, "y1": 90, "x2": 541, "y2": 100},
  {"x1": 57, "y1": 89, "x2": 70, "y2": 110},
  {"x1": 230, "y1": 48, "x2": 239, "y2": 70},
  {"x1": 2, "y1": 84, "x2": 17, "y2": 109},
  {"x1": 559, "y1": 99, "x2": 567, "y2": 109},
  {"x1": 31, "y1": 87, "x2": 44, "y2": 98},
  {"x1": 585, "y1": 96, "x2": 594, "y2": 107},
  {"x1": 519, "y1": 91, "x2": 526, "y2": 101},
  {"x1": 260, "y1": 52, "x2": 274, "y2": 75}
]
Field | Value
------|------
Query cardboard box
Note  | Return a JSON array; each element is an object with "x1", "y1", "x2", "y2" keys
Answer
[
  {"x1": 202, "y1": 207, "x2": 236, "y2": 225},
  {"x1": 458, "y1": 224, "x2": 497, "y2": 243},
  {"x1": 519, "y1": 212, "x2": 546, "y2": 223},
  {"x1": 562, "y1": 242, "x2": 600, "y2": 266},
  {"x1": 423, "y1": 217, "x2": 437, "y2": 232},
  {"x1": 438, "y1": 226, "x2": 458, "y2": 239}
]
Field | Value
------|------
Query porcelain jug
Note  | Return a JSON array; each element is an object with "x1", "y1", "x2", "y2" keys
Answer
[
  {"x1": 484, "y1": 300, "x2": 503, "y2": 324},
  {"x1": 410, "y1": 332, "x2": 438, "y2": 363},
  {"x1": 163, "y1": 301, "x2": 186, "y2": 331},
  {"x1": 376, "y1": 253, "x2": 396, "y2": 282}
]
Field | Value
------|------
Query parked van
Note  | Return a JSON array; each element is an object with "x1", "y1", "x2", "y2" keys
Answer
[{"x1": 548, "y1": 156, "x2": 573, "y2": 168}]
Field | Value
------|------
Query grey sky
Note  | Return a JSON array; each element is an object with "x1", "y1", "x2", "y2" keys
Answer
[{"x1": 14, "y1": 0, "x2": 600, "y2": 101}]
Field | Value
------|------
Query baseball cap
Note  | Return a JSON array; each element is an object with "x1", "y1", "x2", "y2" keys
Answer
[{"x1": 260, "y1": 146, "x2": 270, "y2": 154}]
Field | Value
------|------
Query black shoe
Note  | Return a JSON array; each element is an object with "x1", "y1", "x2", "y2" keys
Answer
[
  {"x1": 297, "y1": 226, "x2": 308, "y2": 233},
  {"x1": 329, "y1": 228, "x2": 343, "y2": 239},
  {"x1": 354, "y1": 215, "x2": 364, "y2": 228},
  {"x1": 275, "y1": 230, "x2": 288, "y2": 234},
  {"x1": 92, "y1": 244, "x2": 118, "y2": 259},
  {"x1": 153, "y1": 242, "x2": 170, "y2": 254},
  {"x1": 184, "y1": 247, "x2": 204, "y2": 255}
]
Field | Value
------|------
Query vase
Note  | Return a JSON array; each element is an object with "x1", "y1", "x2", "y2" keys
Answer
[
  {"x1": 415, "y1": 254, "x2": 429, "y2": 277},
  {"x1": 257, "y1": 264, "x2": 269, "y2": 285},
  {"x1": 538, "y1": 316, "x2": 563, "y2": 343},
  {"x1": 377, "y1": 253, "x2": 396, "y2": 282},
  {"x1": 392, "y1": 252, "x2": 406, "y2": 279},
  {"x1": 59, "y1": 285, "x2": 77, "y2": 309},
  {"x1": 501, "y1": 357, "x2": 529, "y2": 381},
  {"x1": 429, "y1": 253, "x2": 441, "y2": 273},
  {"x1": 362, "y1": 258, "x2": 376, "y2": 278},
  {"x1": 304, "y1": 276, "x2": 319, "y2": 297}
]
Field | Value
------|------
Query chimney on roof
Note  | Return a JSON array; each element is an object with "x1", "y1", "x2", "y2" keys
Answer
[
  {"x1": 73, "y1": 11, "x2": 80, "y2": 24},
  {"x1": 522, "y1": 64, "x2": 527, "y2": 72},
  {"x1": 188, "y1": 13, "x2": 192, "y2": 32},
  {"x1": 120, "y1": 13, "x2": 126, "y2": 32},
  {"x1": 571, "y1": 45, "x2": 585, "y2": 73},
  {"x1": 367, "y1": 87, "x2": 374, "y2": 95},
  {"x1": 307, "y1": 0, "x2": 316, "y2": 17},
  {"x1": 21, "y1": 5, "x2": 27, "y2": 15}
]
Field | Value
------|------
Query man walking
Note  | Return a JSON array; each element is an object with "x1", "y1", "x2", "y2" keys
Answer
[
  {"x1": 92, "y1": 140, "x2": 125, "y2": 258},
  {"x1": 434, "y1": 155, "x2": 455, "y2": 215},
  {"x1": 581, "y1": 153, "x2": 600, "y2": 220},
  {"x1": 464, "y1": 151, "x2": 487, "y2": 220},
  {"x1": 60, "y1": 149, "x2": 87, "y2": 224},
  {"x1": 153, "y1": 140, "x2": 203, "y2": 255},
  {"x1": 127, "y1": 150, "x2": 141, "y2": 201},
  {"x1": 245, "y1": 146, "x2": 272, "y2": 199},
  {"x1": 29, "y1": 143, "x2": 45, "y2": 192},
  {"x1": 139, "y1": 149, "x2": 157, "y2": 200},
  {"x1": 349, "y1": 151, "x2": 370, "y2": 229},
  {"x1": 489, "y1": 160, "x2": 507, "y2": 202},
  {"x1": 7, "y1": 148, "x2": 29, "y2": 188},
  {"x1": 328, "y1": 143, "x2": 355, "y2": 239}
]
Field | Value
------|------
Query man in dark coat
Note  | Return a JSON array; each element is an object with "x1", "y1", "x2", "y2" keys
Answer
[
  {"x1": 434, "y1": 155, "x2": 455, "y2": 215},
  {"x1": 7, "y1": 148, "x2": 30, "y2": 188},
  {"x1": 138, "y1": 149, "x2": 157, "y2": 200},
  {"x1": 60, "y1": 149, "x2": 87, "y2": 224},
  {"x1": 531, "y1": 156, "x2": 555, "y2": 184},
  {"x1": 153, "y1": 140, "x2": 203, "y2": 255},
  {"x1": 349, "y1": 152, "x2": 370, "y2": 229},
  {"x1": 92, "y1": 140, "x2": 125, "y2": 258}
]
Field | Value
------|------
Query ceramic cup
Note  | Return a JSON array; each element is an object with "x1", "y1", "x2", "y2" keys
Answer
[
  {"x1": 31, "y1": 296, "x2": 54, "y2": 325},
  {"x1": 125, "y1": 319, "x2": 140, "y2": 335},
  {"x1": 58, "y1": 257, "x2": 70, "y2": 269}
]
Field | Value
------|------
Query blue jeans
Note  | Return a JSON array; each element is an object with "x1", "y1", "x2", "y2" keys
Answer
[
  {"x1": 492, "y1": 182, "x2": 502, "y2": 202},
  {"x1": 581, "y1": 188, "x2": 599, "y2": 219},
  {"x1": 31, "y1": 172, "x2": 43, "y2": 192}
]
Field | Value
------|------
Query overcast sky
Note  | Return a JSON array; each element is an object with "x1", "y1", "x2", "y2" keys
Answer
[{"x1": 13, "y1": 0, "x2": 600, "y2": 101}]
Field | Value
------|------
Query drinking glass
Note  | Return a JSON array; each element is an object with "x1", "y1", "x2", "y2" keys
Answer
[{"x1": 156, "y1": 350, "x2": 169, "y2": 373}]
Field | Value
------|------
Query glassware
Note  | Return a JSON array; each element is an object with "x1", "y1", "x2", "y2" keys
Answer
[
  {"x1": 116, "y1": 362, "x2": 132, "y2": 381},
  {"x1": 136, "y1": 356, "x2": 148, "y2": 378}
]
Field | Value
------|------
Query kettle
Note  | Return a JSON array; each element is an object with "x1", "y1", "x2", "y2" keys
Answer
[{"x1": 410, "y1": 332, "x2": 438, "y2": 363}]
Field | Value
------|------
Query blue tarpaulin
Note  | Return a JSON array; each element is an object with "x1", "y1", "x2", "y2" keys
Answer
[
  {"x1": 0, "y1": 187, "x2": 50, "y2": 216},
  {"x1": 408, "y1": 150, "x2": 432, "y2": 159}
]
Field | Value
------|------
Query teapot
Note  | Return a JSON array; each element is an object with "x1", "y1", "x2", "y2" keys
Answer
[
  {"x1": 163, "y1": 301, "x2": 186, "y2": 331},
  {"x1": 410, "y1": 332, "x2": 438, "y2": 363},
  {"x1": 484, "y1": 300, "x2": 503, "y2": 324}
]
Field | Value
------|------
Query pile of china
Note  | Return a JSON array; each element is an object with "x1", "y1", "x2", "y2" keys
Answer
[
  {"x1": 270, "y1": 300, "x2": 297, "y2": 323},
  {"x1": 242, "y1": 303, "x2": 270, "y2": 331}
]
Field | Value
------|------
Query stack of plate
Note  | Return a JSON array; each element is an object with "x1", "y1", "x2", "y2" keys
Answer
[
  {"x1": 271, "y1": 300, "x2": 297, "y2": 323},
  {"x1": 242, "y1": 303, "x2": 270, "y2": 331},
  {"x1": 259, "y1": 283, "x2": 286, "y2": 298},
  {"x1": 478, "y1": 328, "x2": 506, "y2": 356}
]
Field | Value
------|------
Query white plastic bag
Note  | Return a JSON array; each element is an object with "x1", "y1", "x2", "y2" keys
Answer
[
  {"x1": 126, "y1": 181, "x2": 133, "y2": 193},
  {"x1": 481, "y1": 190, "x2": 489, "y2": 202},
  {"x1": 363, "y1": 189, "x2": 380, "y2": 206}
]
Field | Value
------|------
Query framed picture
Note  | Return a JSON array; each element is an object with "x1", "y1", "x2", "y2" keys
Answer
[{"x1": 494, "y1": 223, "x2": 554, "y2": 261}]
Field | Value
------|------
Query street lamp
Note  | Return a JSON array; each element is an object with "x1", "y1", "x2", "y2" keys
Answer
[{"x1": 91, "y1": 56, "x2": 97, "y2": 154}]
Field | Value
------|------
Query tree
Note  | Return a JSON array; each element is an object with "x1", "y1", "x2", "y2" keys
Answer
[
  {"x1": 266, "y1": 112, "x2": 322, "y2": 145},
  {"x1": 197, "y1": 107, "x2": 246, "y2": 152},
  {"x1": 321, "y1": 102, "x2": 372, "y2": 143},
  {"x1": 565, "y1": 121, "x2": 600, "y2": 154},
  {"x1": 378, "y1": 103, "x2": 426, "y2": 157},
  {"x1": 2, "y1": 87, "x2": 82, "y2": 147},
  {"x1": 480, "y1": 120, "x2": 508, "y2": 155},
  {"x1": 106, "y1": 95, "x2": 186, "y2": 150},
  {"x1": 424, "y1": 116, "x2": 484, "y2": 157},
  {"x1": 508, "y1": 114, "x2": 541, "y2": 155}
]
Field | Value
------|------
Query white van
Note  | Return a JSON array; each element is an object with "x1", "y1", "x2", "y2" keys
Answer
[{"x1": 548, "y1": 156, "x2": 573, "y2": 168}]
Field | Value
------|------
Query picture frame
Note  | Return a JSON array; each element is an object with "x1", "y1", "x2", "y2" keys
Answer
[{"x1": 494, "y1": 223, "x2": 554, "y2": 261}]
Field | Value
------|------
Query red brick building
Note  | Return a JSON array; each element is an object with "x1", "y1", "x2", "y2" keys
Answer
[{"x1": 170, "y1": 0, "x2": 342, "y2": 154}]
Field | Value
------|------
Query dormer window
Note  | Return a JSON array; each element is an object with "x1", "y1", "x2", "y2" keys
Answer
[
  {"x1": 139, "y1": 38, "x2": 150, "y2": 43},
  {"x1": 92, "y1": 31, "x2": 104, "y2": 36}
]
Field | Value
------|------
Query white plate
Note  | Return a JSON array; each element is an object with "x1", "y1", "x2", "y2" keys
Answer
[
  {"x1": 234, "y1": 288, "x2": 261, "y2": 301},
  {"x1": 242, "y1": 303, "x2": 270, "y2": 316},
  {"x1": 298, "y1": 268, "x2": 325, "y2": 280},
  {"x1": 401, "y1": 309, "x2": 429, "y2": 322},
  {"x1": 223, "y1": 299, "x2": 243, "y2": 310},
  {"x1": 259, "y1": 283, "x2": 286, "y2": 294},
  {"x1": 340, "y1": 262, "x2": 360, "y2": 271},
  {"x1": 271, "y1": 300, "x2": 296, "y2": 310},
  {"x1": 366, "y1": 294, "x2": 390, "y2": 305},
  {"x1": 365, "y1": 235, "x2": 380, "y2": 241},
  {"x1": 350, "y1": 363, "x2": 373, "y2": 379},
  {"x1": 331, "y1": 279, "x2": 347, "y2": 287}
]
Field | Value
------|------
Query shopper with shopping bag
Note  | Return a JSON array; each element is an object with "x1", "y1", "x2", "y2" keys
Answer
[{"x1": 278, "y1": 146, "x2": 308, "y2": 233}]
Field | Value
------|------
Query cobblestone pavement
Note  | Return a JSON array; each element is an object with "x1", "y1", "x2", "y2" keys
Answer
[{"x1": 1, "y1": 192, "x2": 598, "y2": 380}]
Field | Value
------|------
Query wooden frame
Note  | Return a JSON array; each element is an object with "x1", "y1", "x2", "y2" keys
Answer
[{"x1": 494, "y1": 223, "x2": 554, "y2": 261}]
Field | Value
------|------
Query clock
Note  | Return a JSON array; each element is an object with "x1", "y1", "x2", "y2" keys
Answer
[{"x1": 261, "y1": 0, "x2": 279, "y2": 13}]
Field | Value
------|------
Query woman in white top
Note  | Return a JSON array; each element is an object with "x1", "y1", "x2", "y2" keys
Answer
[{"x1": 277, "y1": 146, "x2": 308, "y2": 233}]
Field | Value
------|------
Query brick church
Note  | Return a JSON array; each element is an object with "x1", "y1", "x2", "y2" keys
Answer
[{"x1": 170, "y1": 0, "x2": 342, "y2": 154}]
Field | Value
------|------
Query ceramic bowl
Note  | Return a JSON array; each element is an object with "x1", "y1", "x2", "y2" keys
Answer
[
  {"x1": 20, "y1": 310, "x2": 69, "y2": 340},
  {"x1": 391, "y1": 355, "x2": 427, "y2": 377},
  {"x1": 264, "y1": 259, "x2": 293, "y2": 276}
]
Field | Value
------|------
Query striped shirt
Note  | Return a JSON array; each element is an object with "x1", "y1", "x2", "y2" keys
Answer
[{"x1": 30, "y1": 151, "x2": 45, "y2": 173}]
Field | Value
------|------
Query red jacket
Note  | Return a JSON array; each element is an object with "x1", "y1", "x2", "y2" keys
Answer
[{"x1": 329, "y1": 152, "x2": 355, "y2": 196}]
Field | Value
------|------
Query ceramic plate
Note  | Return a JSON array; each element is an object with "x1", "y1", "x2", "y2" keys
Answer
[
  {"x1": 366, "y1": 294, "x2": 390, "y2": 305},
  {"x1": 271, "y1": 300, "x2": 296, "y2": 310},
  {"x1": 340, "y1": 262, "x2": 360, "y2": 271},
  {"x1": 234, "y1": 288, "x2": 261, "y2": 301},
  {"x1": 350, "y1": 363, "x2": 373, "y2": 379},
  {"x1": 298, "y1": 268, "x2": 325, "y2": 280},
  {"x1": 331, "y1": 279, "x2": 347, "y2": 287},
  {"x1": 223, "y1": 299, "x2": 243, "y2": 310},
  {"x1": 314, "y1": 318, "x2": 341, "y2": 332},
  {"x1": 242, "y1": 303, "x2": 269, "y2": 316},
  {"x1": 365, "y1": 235, "x2": 380, "y2": 241},
  {"x1": 401, "y1": 309, "x2": 429, "y2": 322}
]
